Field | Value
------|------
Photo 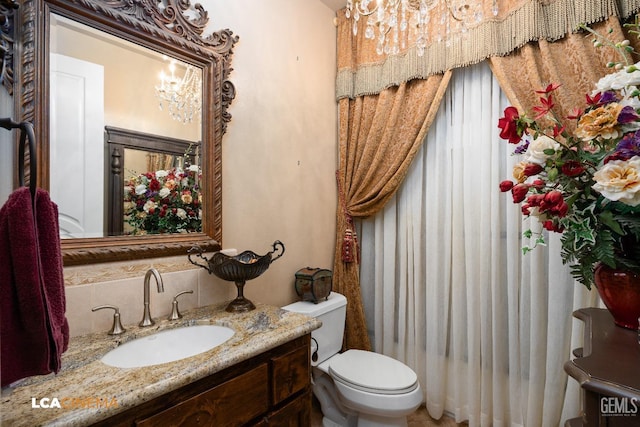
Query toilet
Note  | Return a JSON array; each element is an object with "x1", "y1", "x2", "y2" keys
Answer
[{"x1": 283, "y1": 292, "x2": 422, "y2": 427}]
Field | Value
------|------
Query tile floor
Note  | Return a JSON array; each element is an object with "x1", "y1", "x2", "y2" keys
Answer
[{"x1": 311, "y1": 397, "x2": 462, "y2": 426}]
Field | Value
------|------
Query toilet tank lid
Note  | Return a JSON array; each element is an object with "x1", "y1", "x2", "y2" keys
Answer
[{"x1": 282, "y1": 292, "x2": 346, "y2": 317}]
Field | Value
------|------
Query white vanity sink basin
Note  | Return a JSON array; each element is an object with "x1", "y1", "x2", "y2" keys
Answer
[{"x1": 101, "y1": 325, "x2": 235, "y2": 368}]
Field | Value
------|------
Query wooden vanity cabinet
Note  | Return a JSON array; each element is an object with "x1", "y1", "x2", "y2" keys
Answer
[{"x1": 94, "y1": 334, "x2": 311, "y2": 427}]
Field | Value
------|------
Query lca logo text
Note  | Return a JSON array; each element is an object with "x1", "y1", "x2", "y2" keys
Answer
[
  {"x1": 601, "y1": 397, "x2": 639, "y2": 416},
  {"x1": 31, "y1": 397, "x2": 118, "y2": 409}
]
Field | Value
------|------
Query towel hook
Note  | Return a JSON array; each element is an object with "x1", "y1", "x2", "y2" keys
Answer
[{"x1": 0, "y1": 117, "x2": 37, "y2": 200}]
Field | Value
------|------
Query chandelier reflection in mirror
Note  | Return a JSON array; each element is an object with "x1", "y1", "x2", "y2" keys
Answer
[
  {"x1": 154, "y1": 57, "x2": 202, "y2": 124},
  {"x1": 346, "y1": 0, "x2": 498, "y2": 56}
]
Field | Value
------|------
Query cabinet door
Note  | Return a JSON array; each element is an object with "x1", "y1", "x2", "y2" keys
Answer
[
  {"x1": 136, "y1": 364, "x2": 269, "y2": 427},
  {"x1": 271, "y1": 345, "x2": 310, "y2": 406},
  {"x1": 253, "y1": 390, "x2": 311, "y2": 427}
]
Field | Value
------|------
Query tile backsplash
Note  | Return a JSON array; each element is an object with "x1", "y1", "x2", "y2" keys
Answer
[{"x1": 63, "y1": 255, "x2": 235, "y2": 337}]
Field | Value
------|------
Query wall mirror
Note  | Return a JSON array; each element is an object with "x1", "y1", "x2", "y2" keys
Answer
[{"x1": 5, "y1": 0, "x2": 238, "y2": 265}]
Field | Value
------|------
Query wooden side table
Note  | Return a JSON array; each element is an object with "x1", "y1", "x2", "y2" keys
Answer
[{"x1": 565, "y1": 308, "x2": 640, "y2": 426}]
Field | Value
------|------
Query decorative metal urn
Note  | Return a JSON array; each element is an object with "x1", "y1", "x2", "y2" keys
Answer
[{"x1": 188, "y1": 240, "x2": 285, "y2": 313}]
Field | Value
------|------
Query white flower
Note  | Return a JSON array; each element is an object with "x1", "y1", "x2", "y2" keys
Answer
[
  {"x1": 525, "y1": 135, "x2": 561, "y2": 165},
  {"x1": 176, "y1": 208, "x2": 187, "y2": 219},
  {"x1": 181, "y1": 193, "x2": 193, "y2": 204},
  {"x1": 158, "y1": 187, "x2": 171, "y2": 198},
  {"x1": 594, "y1": 62, "x2": 640, "y2": 93},
  {"x1": 135, "y1": 184, "x2": 147, "y2": 195},
  {"x1": 155, "y1": 170, "x2": 168, "y2": 178},
  {"x1": 593, "y1": 156, "x2": 640, "y2": 206},
  {"x1": 188, "y1": 165, "x2": 199, "y2": 172},
  {"x1": 143, "y1": 200, "x2": 157, "y2": 213}
]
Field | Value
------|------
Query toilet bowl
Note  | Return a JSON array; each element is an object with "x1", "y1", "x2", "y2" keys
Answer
[{"x1": 283, "y1": 292, "x2": 422, "y2": 427}]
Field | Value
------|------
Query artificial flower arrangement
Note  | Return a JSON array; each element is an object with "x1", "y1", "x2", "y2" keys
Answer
[
  {"x1": 123, "y1": 165, "x2": 202, "y2": 235},
  {"x1": 498, "y1": 29, "x2": 640, "y2": 290}
]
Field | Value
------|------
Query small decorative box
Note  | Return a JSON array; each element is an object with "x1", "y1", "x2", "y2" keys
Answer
[{"x1": 295, "y1": 267, "x2": 333, "y2": 304}]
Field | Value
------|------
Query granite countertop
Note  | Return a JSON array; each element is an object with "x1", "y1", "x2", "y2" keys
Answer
[{"x1": 0, "y1": 302, "x2": 321, "y2": 426}]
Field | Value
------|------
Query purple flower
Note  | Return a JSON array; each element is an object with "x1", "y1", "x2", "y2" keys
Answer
[
  {"x1": 599, "y1": 90, "x2": 619, "y2": 104},
  {"x1": 617, "y1": 105, "x2": 640, "y2": 124},
  {"x1": 613, "y1": 130, "x2": 640, "y2": 159},
  {"x1": 514, "y1": 141, "x2": 530, "y2": 154}
]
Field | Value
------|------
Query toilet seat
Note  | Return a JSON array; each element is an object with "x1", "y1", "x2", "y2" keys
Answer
[{"x1": 328, "y1": 350, "x2": 418, "y2": 395}]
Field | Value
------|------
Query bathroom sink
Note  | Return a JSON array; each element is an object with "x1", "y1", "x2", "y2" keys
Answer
[{"x1": 101, "y1": 325, "x2": 235, "y2": 368}]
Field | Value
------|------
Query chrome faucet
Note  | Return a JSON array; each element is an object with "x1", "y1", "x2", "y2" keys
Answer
[{"x1": 140, "y1": 268, "x2": 164, "y2": 327}]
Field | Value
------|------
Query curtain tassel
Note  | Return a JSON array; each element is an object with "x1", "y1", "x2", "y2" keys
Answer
[
  {"x1": 342, "y1": 218, "x2": 359, "y2": 263},
  {"x1": 337, "y1": 170, "x2": 359, "y2": 263},
  {"x1": 342, "y1": 228, "x2": 355, "y2": 263}
]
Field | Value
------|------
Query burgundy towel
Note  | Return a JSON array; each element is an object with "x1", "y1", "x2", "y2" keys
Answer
[
  {"x1": 0, "y1": 187, "x2": 69, "y2": 387},
  {"x1": 34, "y1": 189, "x2": 69, "y2": 372}
]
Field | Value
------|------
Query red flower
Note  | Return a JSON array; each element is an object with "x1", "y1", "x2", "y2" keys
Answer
[
  {"x1": 511, "y1": 184, "x2": 530, "y2": 203},
  {"x1": 524, "y1": 163, "x2": 544, "y2": 177},
  {"x1": 561, "y1": 160, "x2": 585, "y2": 177},
  {"x1": 543, "y1": 191, "x2": 568, "y2": 217},
  {"x1": 524, "y1": 191, "x2": 568, "y2": 218},
  {"x1": 533, "y1": 94, "x2": 555, "y2": 119},
  {"x1": 532, "y1": 179, "x2": 545, "y2": 188},
  {"x1": 499, "y1": 180, "x2": 514, "y2": 192},
  {"x1": 526, "y1": 194, "x2": 544, "y2": 207},
  {"x1": 535, "y1": 83, "x2": 560, "y2": 94},
  {"x1": 586, "y1": 92, "x2": 601, "y2": 106},
  {"x1": 498, "y1": 106, "x2": 523, "y2": 144},
  {"x1": 567, "y1": 108, "x2": 583, "y2": 120},
  {"x1": 552, "y1": 124, "x2": 565, "y2": 137},
  {"x1": 149, "y1": 179, "x2": 161, "y2": 192},
  {"x1": 544, "y1": 190, "x2": 563, "y2": 204},
  {"x1": 543, "y1": 220, "x2": 564, "y2": 233}
]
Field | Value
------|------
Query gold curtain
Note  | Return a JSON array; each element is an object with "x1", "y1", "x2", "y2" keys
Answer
[
  {"x1": 489, "y1": 18, "x2": 632, "y2": 129},
  {"x1": 146, "y1": 153, "x2": 175, "y2": 172},
  {"x1": 334, "y1": 74, "x2": 451, "y2": 350},
  {"x1": 334, "y1": 1, "x2": 640, "y2": 350},
  {"x1": 337, "y1": 0, "x2": 640, "y2": 99}
]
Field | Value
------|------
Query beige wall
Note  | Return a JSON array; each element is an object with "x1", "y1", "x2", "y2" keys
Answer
[
  {"x1": 62, "y1": 0, "x2": 339, "y2": 337},
  {"x1": 51, "y1": 16, "x2": 201, "y2": 141}
]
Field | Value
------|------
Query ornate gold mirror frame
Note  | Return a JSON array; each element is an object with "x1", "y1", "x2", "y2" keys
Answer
[{"x1": 2, "y1": 0, "x2": 237, "y2": 265}]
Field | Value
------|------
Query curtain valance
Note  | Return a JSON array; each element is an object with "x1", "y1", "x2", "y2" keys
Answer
[{"x1": 336, "y1": 0, "x2": 640, "y2": 100}]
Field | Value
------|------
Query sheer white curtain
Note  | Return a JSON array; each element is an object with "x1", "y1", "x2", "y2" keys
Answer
[{"x1": 358, "y1": 61, "x2": 598, "y2": 426}]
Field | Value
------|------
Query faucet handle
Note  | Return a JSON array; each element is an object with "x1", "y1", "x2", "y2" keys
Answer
[
  {"x1": 168, "y1": 290, "x2": 194, "y2": 320},
  {"x1": 92, "y1": 305, "x2": 126, "y2": 335}
]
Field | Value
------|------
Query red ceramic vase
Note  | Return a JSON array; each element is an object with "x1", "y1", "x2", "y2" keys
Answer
[{"x1": 594, "y1": 264, "x2": 640, "y2": 329}]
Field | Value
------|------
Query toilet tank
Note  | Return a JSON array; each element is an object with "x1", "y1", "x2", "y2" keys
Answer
[{"x1": 282, "y1": 292, "x2": 346, "y2": 366}]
